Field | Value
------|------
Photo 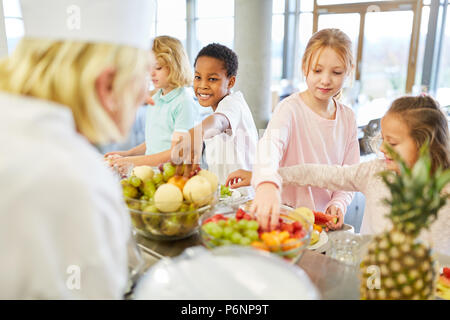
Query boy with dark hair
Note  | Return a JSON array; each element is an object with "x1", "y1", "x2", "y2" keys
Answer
[{"x1": 173, "y1": 43, "x2": 258, "y2": 185}]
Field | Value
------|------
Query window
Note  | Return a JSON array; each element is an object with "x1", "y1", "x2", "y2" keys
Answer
[
  {"x1": 2, "y1": 0, "x2": 24, "y2": 54},
  {"x1": 196, "y1": 0, "x2": 234, "y2": 51},
  {"x1": 414, "y1": 4, "x2": 431, "y2": 94},
  {"x1": 312, "y1": 0, "x2": 423, "y2": 126},
  {"x1": 272, "y1": 0, "x2": 285, "y2": 81},
  {"x1": 155, "y1": 0, "x2": 187, "y2": 45},
  {"x1": 436, "y1": 3, "x2": 450, "y2": 106}
]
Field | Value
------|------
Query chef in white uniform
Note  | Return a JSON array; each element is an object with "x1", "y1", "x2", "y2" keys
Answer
[{"x1": 0, "y1": 0, "x2": 155, "y2": 299}]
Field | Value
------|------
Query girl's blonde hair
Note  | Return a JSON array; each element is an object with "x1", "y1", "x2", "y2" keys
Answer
[
  {"x1": 302, "y1": 28, "x2": 354, "y2": 79},
  {"x1": 387, "y1": 95, "x2": 450, "y2": 171},
  {"x1": 152, "y1": 36, "x2": 192, "y2": 88},
  {"x1": 0, "y1": 38, "x2": 149, "y2": 144}
]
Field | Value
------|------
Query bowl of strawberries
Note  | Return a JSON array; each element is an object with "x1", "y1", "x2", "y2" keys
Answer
[{"x1": 199, "y1": 206, "x2": 312, "y2": 263}]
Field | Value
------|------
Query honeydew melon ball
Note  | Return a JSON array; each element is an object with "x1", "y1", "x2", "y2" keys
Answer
[
  {"x1": 132, "y1": 166, "x2": 154, "y2": 182},
  {"x1": 292, "y1": 207, "x2": 315, "y2": 226},
  {"x1": 197, "y1": 169, "x2": 218, "y2": 193},
  {"x1": 154, "y1": 183, "x2": 183, "y2": 213},
  {"x1": 183, "y1": 175, "x2": 213, "y2": 207}
]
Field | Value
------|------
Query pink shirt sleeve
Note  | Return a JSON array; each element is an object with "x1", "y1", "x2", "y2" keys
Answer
[{"x1": 251, "y1": 103, "x2": 292, "y2": 189}]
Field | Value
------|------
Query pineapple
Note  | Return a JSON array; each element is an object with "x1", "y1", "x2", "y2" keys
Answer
[{"x1": 360, "y1": 143, "x2": 450, "y2": 300}]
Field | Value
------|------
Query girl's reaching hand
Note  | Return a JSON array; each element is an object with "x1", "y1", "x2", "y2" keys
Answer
[
  {"x1": 250, "y1": 182, "x2": 281, "y2": 232},
  {"x1": 226, "y1": 169, "x2": 252, "y2": 189},
  {"x1": 108, "y1": 157, "x2": 134, "y2": 177},
  {"x1": 104, "y1": 151, "x2": 128, "y2": 158},
  {"x1": 325, "y1": 205, "x2": 344, "y2": 231}
]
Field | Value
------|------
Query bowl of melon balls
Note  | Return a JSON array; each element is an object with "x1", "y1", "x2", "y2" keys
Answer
[
  {"x1": 120, "y1": 163, "x2": 219, "y2": 241},
  {"x1": 200, "y1": 204, "x2": 324, "y2": 263}
]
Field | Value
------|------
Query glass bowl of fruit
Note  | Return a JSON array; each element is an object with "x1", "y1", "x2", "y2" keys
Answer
[
  {"x1": 122, "y1": 163, "x2": 219, "y2": 241},
  {"x1": 199, "y1": 207, "x2": 312, "y2": 263}
]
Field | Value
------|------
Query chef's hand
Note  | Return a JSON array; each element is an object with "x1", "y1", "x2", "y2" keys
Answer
[
  {"x1": 250, "y1": 182, "x2": 281, "y2": 232},
  {"x1": 325, "y1": 205, "x2": 344, "y2": 231},
  {"x1": 225, "y1": 169, "x2": 252, "y2": 189}
]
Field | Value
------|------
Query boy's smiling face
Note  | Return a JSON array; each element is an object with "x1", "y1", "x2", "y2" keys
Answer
[{"x1": 194, "y1": 56, "x2": 235, "y2": 111}]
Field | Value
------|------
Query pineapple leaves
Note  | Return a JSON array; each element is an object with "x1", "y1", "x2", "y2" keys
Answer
[{"x1": 378, "y1": 141, "x2": 449, "y2": 235}]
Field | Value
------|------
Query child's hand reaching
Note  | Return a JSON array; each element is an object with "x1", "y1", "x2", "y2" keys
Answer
[
  {"x1": 324, "y1": 205, "x2": 344, "y2": 231},
  {"x1": 171, "y1": 129, "x2": 203, "y2": 177},
  {"x1": 226, "y1": 169, "x2": 252, "y2": 189},
  {"x1": 250, "y1": 182, "x2": 281, "y2": 232},
  {"x1": 104, "y1": 151, "x2": 129, "y2": 158}
]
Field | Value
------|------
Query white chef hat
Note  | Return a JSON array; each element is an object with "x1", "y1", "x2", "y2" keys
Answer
[{"x1": 20, "y1": 0, "x2": 155, "y2": 50}]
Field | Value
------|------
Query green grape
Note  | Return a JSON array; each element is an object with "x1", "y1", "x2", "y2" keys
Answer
[
  {"x1": 152, "y1": 172, "x2": 163, "y2": 184},
  {"x1": 161, "y1": 216, "x2": 181, "y2": 236},
  {"x1": 183, "y1": 212, "x2": 198, "y2": 229},
  {"x1": 230, "y1": 232, "x2": 242, "y2": 244},
  {"x1": 223, "y1": 226, "x2": 234, "y2": 239},
  {"x1": 142, "y1": 204, "x2": 159, "y2": 213},
  {"x1": 142, "y1": 180, "x2": 156, "y2": 198},
  {"x1": 163, "y1": 162, "x2": 175, "y2": 172},
  {"x1": 227, "y1": 217, "x2": 237, "y2": 227},
  {"x1": 163, "y1": 166, "x2": 176, "y2": 182},
  {"x1": 247, "y1": 220, "x2": 259, "y2": 231},
  {"x1": 179, "y1": 203, "x2": 189, "y2": 212},
  {"x1": 217, "y1": 220, "x2": 227, "y2": 228},
  {"x1": 236, "y1": 219, "x2": 249, "y2": 230},
  {"x1": 239, "y1": 237, "x2": 252, "y2": 246},
  {"x1": 122, "y1": 185, "x2": 139, "y2": 199},
  {"x1": 140, "y1": 195, "x2": 149, "y2": 201},
  {"x1": 202, "y1": 222, "x2": 215, "y2": 235},
  {"x1": 209, "y1": 224, "x2": 223, "y2": 239},
  {"x1": 130, "y1": 176, "x2": 142, "y2": 188},
  {"x1": 126, "y1": 200, "x2": 140, "y2": 211},
  {"x1": 220, "y1": 185, "x2": 232, "y2": 197},
  {"x1": 244, "y1": 229, "x2": 259, "y2": 242}
]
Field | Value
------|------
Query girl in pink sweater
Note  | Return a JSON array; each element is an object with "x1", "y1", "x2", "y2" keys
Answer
[{"x1": 228, "y1": 29, "x2": 360, "y2": 231}]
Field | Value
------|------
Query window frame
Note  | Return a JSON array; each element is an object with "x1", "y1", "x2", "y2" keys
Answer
[{"x1": 312, "y1": 0, "x2": 423, "y2": 94}]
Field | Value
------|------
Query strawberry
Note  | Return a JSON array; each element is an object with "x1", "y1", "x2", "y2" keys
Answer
[
  {"x1": 280, "y1": 223, "x2": 294, "y2": 234},
  {"x1": 293, "y1": 230, "x2": 305, "y2": 239},
  {"x1": 236, "y1": 208, "x2": 246, "y2": 220},
  {"x1": 243, "y1": 213, "x2": 252, "y2": 220},
  {"x1": 292, "y1": 221, "x2": 303, "y2": 231},
  {"x1": 443, "y1": 267, "x2": 450, "y2": 279}
]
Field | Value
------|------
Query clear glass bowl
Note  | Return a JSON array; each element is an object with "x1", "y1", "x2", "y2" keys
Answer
[
  {"x1": 199, "y1": 206, "x2": 312, "y2": 263},
  {"x1": 126, "y1": 192, "x2": 217, "y2": 241}
]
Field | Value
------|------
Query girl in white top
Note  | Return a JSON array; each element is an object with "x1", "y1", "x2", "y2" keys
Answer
[
  {"x1": 278, "y1": 95, "x2": 450, "y2": 256},
  {"x1": 172, "y1": 43, "x2": 259, "y2": 184}
]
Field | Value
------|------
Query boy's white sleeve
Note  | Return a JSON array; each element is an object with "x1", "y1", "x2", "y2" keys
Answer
[{"x1": 214, "y1": 94, "x2": 242, "y2": 139}]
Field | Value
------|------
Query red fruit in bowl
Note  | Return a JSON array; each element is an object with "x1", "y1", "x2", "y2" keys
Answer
[
  {"x1": 236, "y1": 209, "x2": 246, "y2": 220},
  {"x1": 293, "y1": 230, "x2": 305, "y2": 239},
  {"x1": 443, "y1": 267, "x2": 450, "y2": 279},
  {"x1": 158, "y1": 163, "x2": 164, "y2": 172},
  {"x1": 280, "y1": 223, "x2": 294, "y2": 234},
  {"x1": 292, "y1": 221, "x2": 303, "y2": 231}
]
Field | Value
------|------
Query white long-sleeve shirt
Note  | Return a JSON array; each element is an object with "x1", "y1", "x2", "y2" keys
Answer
[
  {"x1": 0, "y1": 93, "x2": 131, "y2": 299},
  {"x1": 279, "y1": 159, "x2": 450, "y2": 256}
]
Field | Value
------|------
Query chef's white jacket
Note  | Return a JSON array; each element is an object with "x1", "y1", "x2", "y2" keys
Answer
[{"x1": 0, "y1": 93, "x2": 131, "y2": 299}]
